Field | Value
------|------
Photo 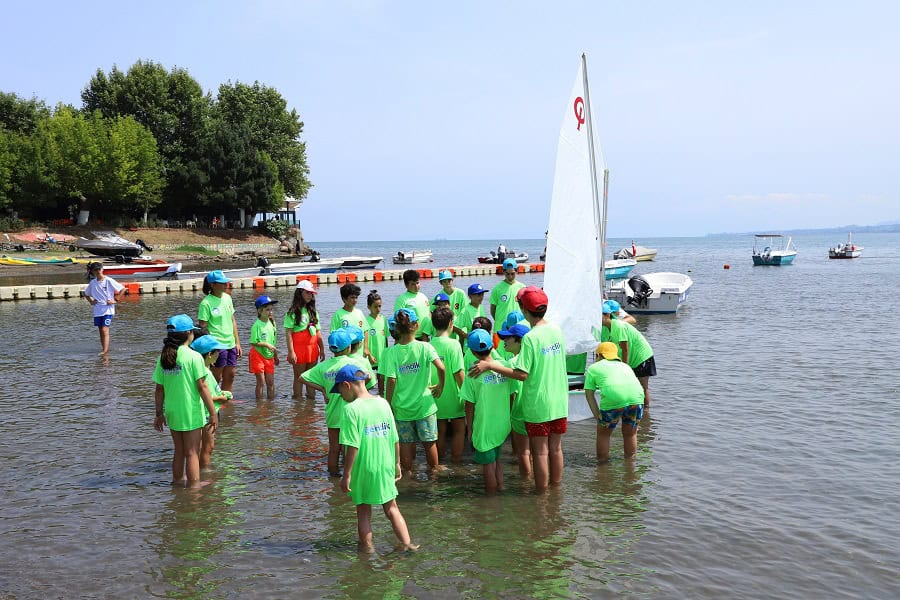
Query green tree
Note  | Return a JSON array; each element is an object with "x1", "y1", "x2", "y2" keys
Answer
[
  {"x1": 104, "y1": 115, "x2": 165, "y2": 221},
  {"x1": 0, "y1": 92, "x2": 50, "y2": 135},
  {"x1": 0, "y1": 130, "x2": 12, "y2": 210},
  {"x1": 214, "y1": 81, "x2": 311, "y2": 201}
]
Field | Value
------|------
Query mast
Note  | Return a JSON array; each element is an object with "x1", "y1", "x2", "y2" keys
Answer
[{"x1": 581, "y1": 53, "x2": 605, "y2": 289}]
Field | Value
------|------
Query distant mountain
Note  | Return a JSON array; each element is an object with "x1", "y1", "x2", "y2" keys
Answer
[{"x1": 708, "y1": 221, "x2": 900, "y2": 236}]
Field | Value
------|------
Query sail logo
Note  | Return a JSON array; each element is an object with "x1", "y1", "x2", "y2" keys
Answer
[
  {"x1": 398, "y1": 362, "x2": 420, "y2": 375},
  {"x1": 364, "y1": 421, "x2": 392, "y2": 437},
  {"x1": 574, "y1": 97, "x2": 585, "y2": 130},
  {"x1": 541, "y1": 342, "x2": 563, "y2": 356}
]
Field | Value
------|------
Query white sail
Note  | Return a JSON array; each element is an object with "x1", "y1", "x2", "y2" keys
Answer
[{"x1": 543, "y1": 55, "x2": 606, "y2": 355}]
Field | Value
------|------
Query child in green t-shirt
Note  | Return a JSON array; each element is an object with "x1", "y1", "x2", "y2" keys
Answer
[
  {"x1": 331, "y1": 282, "x2": 368, "y2": 358},
  {"x1": 334, "y1": 365, "x2": 417, "y2": 552},
  {"x1": 250, "y1": 296, "x2": 280, "y2": 401},
  {"x1": 429, "y1": 307, "x2": 466, "y2": 463},
  {"x1": 393, "y1": 270, "x2": 431, "y2": 341},
  {"x1": 462, "y1": 328, "x2": 512, "y2": 493},
  {"x1": 190, "y1": 334, "x2": 233, "y2": 469},
  {"x1": 454, "y1": 282, "x2": 488, "y2": 343},
  {"x1": 365, "y1": 290, "x2": 389, "y2": 393}
]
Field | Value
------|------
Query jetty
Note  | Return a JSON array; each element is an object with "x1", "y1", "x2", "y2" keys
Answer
[{"x1": 0, "y1": 263, "x2": 545, "y2": 302}]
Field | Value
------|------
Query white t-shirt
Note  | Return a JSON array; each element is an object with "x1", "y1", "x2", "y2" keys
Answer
[{"x1": 85, "y1": 277, "x2": 124, "y2": 317}]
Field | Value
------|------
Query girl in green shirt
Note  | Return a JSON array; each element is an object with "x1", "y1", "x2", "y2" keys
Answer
[{"x1": 365, "y1": 290, "x2": 389, "y2": 394}]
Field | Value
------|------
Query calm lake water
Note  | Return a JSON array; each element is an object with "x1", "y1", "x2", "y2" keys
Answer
[{"x1": 1, "y1": 233, "x2": 899, "y2": 598}]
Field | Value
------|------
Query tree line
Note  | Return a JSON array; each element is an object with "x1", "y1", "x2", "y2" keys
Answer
[{"x1": 0, "y1": 60, "x2": 311, "y2": 226}]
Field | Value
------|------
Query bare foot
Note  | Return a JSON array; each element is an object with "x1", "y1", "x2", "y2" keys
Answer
[
  {"x1": 398, "y1": 542, "x2": 420, "y2": 552},
  {"x1": 98, "y1": 350, "x2": 109, "y2": 356}
]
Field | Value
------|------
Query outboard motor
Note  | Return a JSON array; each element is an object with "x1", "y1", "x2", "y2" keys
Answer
[
  {"x1": 626, "y1": 275, "x2": 653, "y2": 308},
  {"x1": 135, "y1": 239, "x2": 153, "y2": 252},
  {"x1": 256, "y1": 256, "x2": 271, "y2": 275}
]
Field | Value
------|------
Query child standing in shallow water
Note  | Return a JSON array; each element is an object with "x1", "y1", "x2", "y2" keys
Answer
[
  {"x1": 153, "y1": 314, "x2": 218, "y2": 484},
  {"x1": 285, "y1": 280, "x2": 325, "y2": 400},
  {"x1": 84, "y1": 262, "x2": 125, "y2": 355},
  {"x1": 190, "y1": 334, "x2": 233, "y2": 469},
  {"x1": 365, "y1": 290, "x2": 389, "y2": 394},
  {"x1": 198, "y1": 270, "x2": 242, "y2": 393},
  {"x1": 249, "y1": 295, "x2": 280, "y2": 400}
]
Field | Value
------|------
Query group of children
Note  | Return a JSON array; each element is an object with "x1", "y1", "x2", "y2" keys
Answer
[{"x1": 149, "y1": 258, "x2": 656, "y2": 551}]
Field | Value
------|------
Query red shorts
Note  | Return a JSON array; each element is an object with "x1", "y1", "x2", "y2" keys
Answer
[
  {"x1": 291, "y1": 329, "x2": 320, "y2": 364},
  {"x1": 525, "y1": 417, "x2": 568, "y2": 437},
  {"x1": 249, "y1": 348, "x2": 275, "y2": 374}
]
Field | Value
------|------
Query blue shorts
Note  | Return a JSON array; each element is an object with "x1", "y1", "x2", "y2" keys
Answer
[
  {"x1": 598, "y1": 404, "x2": 644, "y2": 430},
  {"x1": 93, "y1": 315, "x2": 113, "y2": 328},
  {"x1": 397, "y1": 413, "x2": 438, "y2": 443},
  {"x1": 213, "y1": 347, "x2": 238, "y2": 368}
]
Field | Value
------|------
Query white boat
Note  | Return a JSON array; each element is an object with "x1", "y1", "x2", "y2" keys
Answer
[
  {"x1": 74, "y1": 231, "x2": 150, "y2": 258},
  {"x1": 337, "y1": 256, "x2": 383, "y2": 270},
  {"x1": 828, "y1": 233, "x2": 863, "y2": 259},
  {"x1": 392, "y1": 250, "x2": 433, "y2": 264},
  {"x1": 604, "y1": 257, "x2": 637, "y2": 280},
  {"x1": 265, "y1": 258, "x2": 344, "y2": 275},
  {"x1": 752, "y1": 234, "x2": 797, "y2": 266},
  {"x1": 100, "y1": 261, "x2": 182, "y2": 279},
  {"x1": 607, "y1": 272, "x2": 693, "y2": 314},
  {"x1": 477, "y1": 251, "x2": 529, "y2": 264},
  {"x1": 613, "y1": 243, "x2": 658, "y2": 262}
]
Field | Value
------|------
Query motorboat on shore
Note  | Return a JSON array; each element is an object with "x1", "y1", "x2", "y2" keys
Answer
[
  {"x1": 613, "y1": 242, "x2": 657, "y2": 262},
  {"x1": 604, "y1": 258, "x2": 637, "y2": 280},
  {"x1": 607, "y1": 272, "x2": 693, "y2": 314},
  {"x1": 392, "y1": 250, "x2": 433, "y2": 264},
  {"x1": 752, "y1": 234, "x2": 797, "y2": 266},
  {"x1": 477, "y1": 251, "x2": 529, "y2": 264},
  {"x1": 829, "y1": 233, "x2": 863, "y2": 259},
  {"x1": 99, "y1": 261, "x2": 182, "y2": 279},
  {"x1": 74, "y1": 232, "x2": 151, "y2": 258}
]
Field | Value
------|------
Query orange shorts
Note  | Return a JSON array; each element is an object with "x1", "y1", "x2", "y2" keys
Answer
[
  {"x1": 249, "y1": 348, "x2": 275, "y2": 374},
  {"x1": 525, "y1": 417, "x2": 568, "y2": 437},
  {"x1": 291, "y1": 329, "x2": 320, "y2": 364}
]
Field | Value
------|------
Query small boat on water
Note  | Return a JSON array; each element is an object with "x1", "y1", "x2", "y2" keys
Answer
[
  {"x1": 604, "y1": 258, "x2": 637, "y2": 280},
  {"x1": 477, "y1": 251, "x2": 529, "y2": 264},
  {"x1": 752, "y1": 234, "x2": 797, "y2": 266},
  {"x1": 265, "y1": 258, "x2": 344, "y2": 276},
  {"x1": 337, "y1": 256, "x2": 383, "y2": 270},
  {"x1": 392, "y1": 250, "x2": 433, "y2": 264},
  {"x1": 829, "y1": 233, "x2": 863, "y2": 259},
  {"x1": 613, "y1": 242, "x2": 657, "y2": 262},
  {"x1": 74, "y1": 232, "x2": 151, "y2": 258},
  {"x1": 607, "y1": 272, "x2": 693, "y2": 314}
]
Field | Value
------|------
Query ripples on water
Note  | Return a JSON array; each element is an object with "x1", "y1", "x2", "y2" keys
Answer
[{"x1": 1, "y1": 233, "x2": 899, "y2": 598}]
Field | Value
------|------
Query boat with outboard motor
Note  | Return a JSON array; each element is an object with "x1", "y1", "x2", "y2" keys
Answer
[
  {"x1": 607, "y1": 272, "x2": 693, "y2": 314},
  {"x1": 828, "y1": 233, "x2": 862, "y2": 259},
  {"x1": 477, "y1": 250, "x2": 529, "y2": 264},
  {"x1": 73, "y1": 232, "x2": 151, "y2": 258},
  {"x1": 752, "y1": 234, "x2": 797, "y2": 266},
  {"x1": 392, "y1": 250, "x2": 433, "y2": 264}
]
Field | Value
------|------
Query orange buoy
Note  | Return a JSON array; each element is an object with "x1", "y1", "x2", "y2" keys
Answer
[{"x1": 724, "y1": 264, "x2": 730, "y2": 269}]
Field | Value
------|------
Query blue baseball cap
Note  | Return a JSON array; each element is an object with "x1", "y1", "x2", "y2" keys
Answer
[
  {"x1": 604, "y1": 299, "x2": 621, "y2": 313},
  {"x1": 504, "y1": 310, "x2": 525, "y2": 329},
  {"x1": 601, "y1": 302, "x2": 615, "y2": 314},
  {"x1": 329, "y1": 364, "x2": 371, "y2": 393},
  {"x1": 395, "y1": 307, "x2": 418, "y2": 323},
  {"x1": 497, "y1": 323, "x2": 531, "y2": 339},
  {"x1": 433, "y1": 292, "x2": 450, "y2": 304},
  {"x1": 387, "y1": 316, "x2": 397, "y2": 332},
  {"x1": 438, "y1": 270, "x2": 453, "y2": 281},
  {"x1": 206, "y1": 270, "x2": 231, "y2": 284},
  {"x1": 343, "y1": 325, "x2": 364, "y2": 344},
  {"x1": 254, "y1": 295, "x2": 278, "y2": 309},
  {"x1": 190, "y1": 334, "x2": 228, "y2": 355},
  {"x1": 328, "y1": 329, "x2": 353, "y2": 352},
  {"x1": 502, "y1": 258, "x2": 517, "y2": 271},
  {"x1": 467, "y1": 283, "x2": 488, "y2": 295},
  {"x1": 166, "y1": 314, "x2": 201, "y2": 332},
  {"x1": 467, "y1": 328, "x2": 493, "y2": 352}
]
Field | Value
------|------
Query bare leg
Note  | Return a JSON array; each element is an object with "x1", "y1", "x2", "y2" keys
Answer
[
  {"x1": 639, "y1": 376, "x2": 650, "y2": 409},
  {"x1": 548, "y1": 433, "x2": 564, "y2": 485},
  {"x1": 265, "y1": 372, "x2": 275, "y2": 400},
  {"x1": 530, "y1": 435, "x2": 550, "y2": 491},
  {"x1": 303, "y1": 362, "x2": 317, "y2": 399},
  {"x1": 209, "y1": 365, "x2": 224, "y2": 388},
  {"x1": 494, "y1": 460, "x2": 504, "y2": 491},
  {"x1": 382, "y1": 499, "x2": 415, "y2": 549},
  {"x1": 596, "y1": 426, "x2": 613, "y2": 462},
  {"x1": 449, "y1": 419, "x2": 466, "y2": 463},
  {"x1": 220, "y1": 365, "x2": 236, "y2": 393},
  {"x1": 170, "y1": 430, "x2": 187, "y2": 483},
  {"x1": 356, "y1": 504, "x2": 374, "y2": 551},
  {"x1": 291, "y1": 364, "x2": 304, "y2": 399},
  {"x1": 436, "y1": 419, "x2": 448, "y2": 459},
  {"x1": 512, "y1": 431, "x2": 532, "y2": 478},
  {"x1": 255, "y1": 373, "x2": 265, "y2": 401},
  {"x1": 422, "y1": 441, "x2": 439, "y2": 469},
  {"x1": 182, "y1": 428, "x2": 203, "y2": 481},
  {"x1": 622, "y1": 421, "x2": 638, "y2": 457},
  {"x1": 377, "y1": 374, "x2": 385, "y2": 396},
  {"x1": 98, "y1": 325, "x2": 110, "y2": 355},
  {"x1": 199, "y1": 423, "x2": 215, "y2": 468},
  {"x1": 400, "y1": 442, "x2": 416, "y2": 473},
  {"x1": 327, "y1": 428, "x2": 342, "y2": 475}
]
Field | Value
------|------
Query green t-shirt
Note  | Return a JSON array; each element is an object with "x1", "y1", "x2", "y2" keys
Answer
[
  {"x1": 339, "y1": 395, "x2": 400, "y2": 506},
  {"x1": 464, "y1": 347, "x2": 502, "y2": 372},
  {"x1": 153, "y1": 345, "x2": 208, "y2": 431},
  {"x1": 383, "y1": 340, "x2": 439, "y2": 421},
  {"x1": 250, "y1": 318, "x2": 278, "y2": 359},
  {"x1": 516, "y1": 323, "x2": 568, "y2": 423},
  {"x1": 303, "y1": 356, "x2": 376, "y2": 428},
  {"x1": 456, "y1": 302, "x2": 486, "y2": 336},
  {"x1": 366, "y1": 314, "x2": 389, "y2": 368},
  {"x1": 584, "y1": 359, "x2": 645, "y2": 410},
  {"x1": 489, "y1": 280, "x2": 525, "y2": 333},
  {"x1": 600, "y1": 319, "x2": 653, "y2": 368},
  {"x1": 565, "y1": 353, "x2": 588, "y2": 375},
  {"x1": 331, "y1": 307, "x2": 367, "y2": 357},
  {"x1": 461, "y1": 359, "x2": 513, "y2": 451},
  {"x1": 393, "y1": 291, "x2": 430, "y2": 328},
  {"x1": 198, "y1": 293, "x2": 236, "y2": 348},
  {"x1": 429, "y1": 335, "x2": 465, "y2": 419},
  {"x1": 508, "y1": 353, "x2": 525, "y2": 425},
  {"x1": 202, "y1": 367, "x2": 223, "y2": 413},
  {"x1": 283, "y1": 307, "x2": 319, "y2": 336}
]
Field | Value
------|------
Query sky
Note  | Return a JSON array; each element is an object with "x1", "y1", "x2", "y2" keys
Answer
[{"x1": 2, "y1": 1, "x2": 898, "y2": 241}]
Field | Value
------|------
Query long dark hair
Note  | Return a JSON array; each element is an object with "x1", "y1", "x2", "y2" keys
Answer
[
  {"x1": 367, "y1": 289, "x2": 381, "y2": 308},
  {"x1": 288, "y1": 288, "x2": 318, "y2": 327},
  {"x1": 394, "y1": 309, "x2": 417, "y2": 335},
  {"x1": 160, "y1": 331, "x2": 190, "y2": 369}
]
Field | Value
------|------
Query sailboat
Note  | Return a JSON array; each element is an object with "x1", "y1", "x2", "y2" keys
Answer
[{"x1": 542, "y1": 54, "x2": 608, "y2": 422}]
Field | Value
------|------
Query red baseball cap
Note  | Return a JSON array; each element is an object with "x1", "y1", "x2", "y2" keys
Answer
[{"x1": 517, "y1": 285, "x2": 548, "y2": 312}]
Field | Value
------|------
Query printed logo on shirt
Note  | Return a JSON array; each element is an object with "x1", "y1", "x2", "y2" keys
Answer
[
  {"x1": 369, "y1": 328, "x2": 377, "y2": 337},
  {"x1": 162, "y1": 366, "x2": 184, "y2": 375},
  {"x1": 482, "y1": 372, "x2": 507, "y2": 385},
  {"x1": 501, "y1": 294, "x2": 508, "y2": 302},
  {"x1": 398, "y1": 362, "x2": 420, "y2": 375},
  {"x1": 342, "y1": 319, "x2": 349, "y2": 326},
  {"x1": 541, "y1": 342, "x2": 563, "y2": 356},
  {"x1": 364, "y1": 421, "x2": 392, "y2": 437},
  {"x1": 212, "y1": 307, "x2": 221, "y2": 315}
]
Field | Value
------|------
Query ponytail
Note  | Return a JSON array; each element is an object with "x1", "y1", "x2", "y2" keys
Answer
[{"x1": 160, "y1": 331, "x2": 190, "y2": 369}]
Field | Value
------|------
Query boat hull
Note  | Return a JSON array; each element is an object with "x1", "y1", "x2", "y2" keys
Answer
[
  {"x1": 604, "y1": 258, "x2": 637, "y2": 280},
  {"x1": 75, "y1": 241, "x2": 143, "y2": 257},
  {"x1": 101, "y1": 263, "x2": 181, "y2": 278},
  {"x1": 607, "y1": 272, "x2": 693, "y2": 314},
  {"x1": 828, "y1": 252, "x2": 861, "y2": 259},
  {"x1": 338, "y1": 256, "x2": 383, "y2": 269},
  {"x1": 567, "y1": 389, "x2": 594, "y2": 422},
  {"x1": 752, "y1": 252, "x2": 797, "y2": 266},
  {"x1": 392, "y1": 251, "x2": 433, "y2": 264},
  {"x1": 478, "y1": 253, "x2": 528, "y2": 264},
  {"x1": 266, "y1": 258, "x2": 343, "y2": 275}
]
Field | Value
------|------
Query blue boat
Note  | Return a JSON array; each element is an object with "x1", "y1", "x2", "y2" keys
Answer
[
  {"x1": 604, "y1": 258, "x2": 637, "y2": 280},
  {"x1": 752, "y1": 234, "x2": 797, "y2": 266}
]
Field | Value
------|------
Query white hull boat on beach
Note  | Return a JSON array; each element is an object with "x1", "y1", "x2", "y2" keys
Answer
[{"x1": 607, "y1": 272, "x2": 693, "y2": 314}]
